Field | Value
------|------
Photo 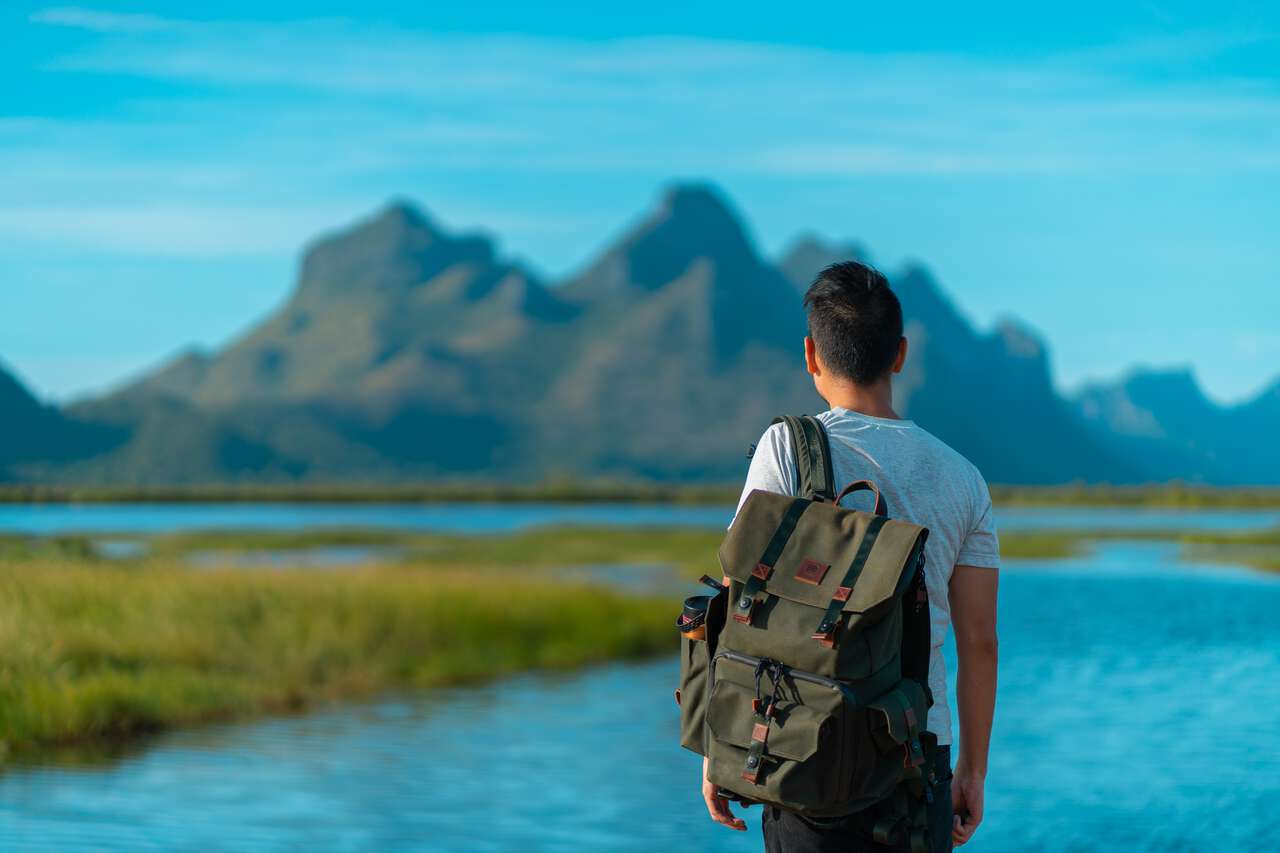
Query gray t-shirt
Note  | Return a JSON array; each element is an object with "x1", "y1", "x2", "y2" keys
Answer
[{"x1": 732, "y1": 407, "x2": 1000, "y2": 745}]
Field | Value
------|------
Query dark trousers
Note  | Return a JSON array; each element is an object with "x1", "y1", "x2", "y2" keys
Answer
[{"x1": 761, "y1": 745, "x2": 952, "y2": 853}]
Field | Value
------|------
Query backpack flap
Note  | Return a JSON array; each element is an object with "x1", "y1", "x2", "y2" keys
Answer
[{"x1": 720, "y1": 489, "x2": 927, "y2": 624}]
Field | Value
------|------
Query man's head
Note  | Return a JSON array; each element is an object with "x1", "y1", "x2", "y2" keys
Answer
[{"x1": 803, "y1": 261, "x2": 906, "y2": 390}]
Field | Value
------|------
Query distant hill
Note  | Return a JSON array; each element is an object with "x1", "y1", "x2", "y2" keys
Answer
[
  {"x1": 1075, "y1": 369, "x2": 1280, "y2": 483},
  {"x1": 2, "y1": 183, "x2": 1277, "y2": 485},
  {"x1": 775, "y1": 239, "x2": 1140, "y2": 483},
  {"x1": 0, "y1": 362, "x2": 120, "y2": 479}
]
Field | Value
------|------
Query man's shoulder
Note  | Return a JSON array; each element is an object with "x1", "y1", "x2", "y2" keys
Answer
[
  {"x1": 909, "y1": 424, "x2": 985, "y2": 482},
  {"x1": 819, "y1": 408, "x2": 988, "y2": 492}
]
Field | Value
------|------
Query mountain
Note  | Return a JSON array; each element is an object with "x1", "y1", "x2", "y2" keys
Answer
[
  {"x1": 776, "y1": 244, "x2": 1140, "y2": 483},
  {"x1": 4, "y1": 182, "x2": 1277, "y2": 485},
  {"x1": 1075, "y1": 369, "x2": 1280, "y2": 483},
  {"x1": 66, "y1": 200, "x2": 570, "y2": 481},
  {"x1": 0, "y1": 362, "x2": 122, "y2": 481},
  {"x1": 777, "y1": 235, "x2": 867, "y2": 295}
]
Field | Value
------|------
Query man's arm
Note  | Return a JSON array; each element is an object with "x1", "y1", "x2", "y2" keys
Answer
[{"x1": 948, "y1": 564, "x2": 999, "y2": 847}]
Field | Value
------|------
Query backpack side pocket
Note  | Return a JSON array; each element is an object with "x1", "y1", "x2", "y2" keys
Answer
[{"x1": 676, "y1": 634, "x2": 711, "y2": 754}]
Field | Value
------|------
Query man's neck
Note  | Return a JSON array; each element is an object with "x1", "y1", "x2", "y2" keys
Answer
[{"x1": 820, "y1": 380, "x2": 900, "y2": 420}]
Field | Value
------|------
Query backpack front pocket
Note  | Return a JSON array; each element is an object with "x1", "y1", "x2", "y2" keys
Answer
[{"x1": 705, "y1": 652, "x2": 854, "y2": 814}]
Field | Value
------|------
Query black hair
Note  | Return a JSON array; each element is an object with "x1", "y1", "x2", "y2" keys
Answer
[{"x1": 803, "y1": 261, "x2": 903, "y2": 385}]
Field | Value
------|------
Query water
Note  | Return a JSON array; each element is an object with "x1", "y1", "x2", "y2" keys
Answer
[
  {"x1": 1, "y1": 501, "x2": 1277, "y2": 535},
  {"x1": 184, "y1": 545, "x2": 408, "y2": 570},
  {"x1": 2, "y1": 541, "x2": 1278, "y2": 851}
]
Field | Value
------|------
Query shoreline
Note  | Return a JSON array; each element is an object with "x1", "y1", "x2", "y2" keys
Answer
[
  {"x1": 0, "y1": 553, "x2": 674, "y2": 763},
  {"x1": 3, "y1": 519, "x2": 1276, "y2": 765},
  {"x1": 3, "y1": 483, "x2": 1280, "y2": 508}
]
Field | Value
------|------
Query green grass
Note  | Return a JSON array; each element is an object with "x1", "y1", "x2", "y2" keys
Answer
[
  {"x1": 990, "y1": 484, "x2": 1280, "y2": 508},
  {"x1": 3, "y1": 512, "x2": 1276, "y2": 762},
  {"x1": 0, "y1": 482, "x2": 740, "y2": 505},
  {"x1": 147, "y1": 525, "x2": 725, "y2": 577},
  {"x1": 998, "y1": 525, "x2": 1280, "y2": 571},
  {"x1": 6, "y1": 481, "x2": 1280, "y2": 507},
  {"x1": 994, "y1": 532, "x2": 1086, "y2": 559},
  {"x1": 0, "y1": 556, "x2": 673, "y2": 760}
]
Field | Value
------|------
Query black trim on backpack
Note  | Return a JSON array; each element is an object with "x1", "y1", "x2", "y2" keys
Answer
[
  {"x1": 899, "y1": 545, "x2": 933, "y2": 703},
  {"x1": 772, "y1": 415, "x2": 836, "y2": 502}
]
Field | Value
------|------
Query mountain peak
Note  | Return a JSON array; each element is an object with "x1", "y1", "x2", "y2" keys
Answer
[
  {"x1": 1121, "y1": 366, "x2": 1206, "y2": 401},
  {"x1": 658, "y1": 182, "x2": 738, "y2": 225},
  {"x1": 294, "y1": 200, "x2": 495, "y2": 305},
  {"x1": 1076, "y1": 366, "x2": 1219, "y2": 440},
  {"x1": 777, "y1": 234, "x2": 868, "y2": 292},
  {"x1": 993, "y1": 319, "x2": 1046, "y2": 361},
  {"x1": 637, "y1": 182, "x2": 758, "y2": 280},
  {"x1": 373, "y1": 198, "x2": 435, "y2": 231},
  {"x1": 567, "y1": 183, "x2": 762, "y2": 296}
]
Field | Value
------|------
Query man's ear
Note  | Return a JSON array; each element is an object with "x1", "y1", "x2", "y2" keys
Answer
[
  {"x1": 804, "y1": 336, "x2": 820, "y2": 376},
  {"x1": 891, "y1": 337, "x2": 908, "y2": 374}
]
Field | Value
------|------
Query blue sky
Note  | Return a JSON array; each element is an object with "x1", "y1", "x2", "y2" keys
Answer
[{"x1": 2, "y1": 2, "x2": 1278, "y2": 404}]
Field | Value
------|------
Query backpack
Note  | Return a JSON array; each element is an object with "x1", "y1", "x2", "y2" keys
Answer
[{"x1": 676, "y1": 415, "x2": 938, "y2": 850}]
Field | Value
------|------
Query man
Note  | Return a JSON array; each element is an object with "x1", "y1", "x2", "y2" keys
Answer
[{"x1": 702, "y1": 261, "x2": 1000, "y2": 851}]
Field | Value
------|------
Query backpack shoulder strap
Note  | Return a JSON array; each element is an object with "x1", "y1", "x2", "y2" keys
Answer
[{"x1": 771, "y1": 415, "x2": 836, "y2": 502}]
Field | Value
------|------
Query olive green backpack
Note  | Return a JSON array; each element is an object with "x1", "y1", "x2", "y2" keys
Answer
[{"x1": 676, "y1": 415, "x2": 939, "y2": 850}]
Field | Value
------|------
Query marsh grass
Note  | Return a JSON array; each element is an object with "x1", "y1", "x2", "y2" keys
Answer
[
  {"x1": 997, "y1": 525, "x2": 1280, "y2": 570},
  {"x1": 6, "y1": 482, "x2": 1280, "y2": 507},
  {"x1": 0, "y1": 557, "x2": 672, "y2": 759},
  {"x1": 145, "y1": 525, "x2": 726, "y2": 578},
  {"x1": 994, "y1": 532, "x2": 1085, "y2": 559},
  {"x1": 4, "y1": 516, "x2": 1276, "y2": 761}
]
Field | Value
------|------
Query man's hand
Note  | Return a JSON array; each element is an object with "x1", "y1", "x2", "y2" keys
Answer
[
  {"x1": 702, "y1": 757, "x2": 746, "y2": 830},
  {"x1": 951, "y1": 768, "x2": 985, "y2": 846}
]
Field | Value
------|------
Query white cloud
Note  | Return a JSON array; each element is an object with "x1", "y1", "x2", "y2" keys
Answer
[
  {"x1": 24, "y1": 13, "x2": 1280, "y2": 181},
  {"x1": 0, "y1": 204, "x2": 353, "y2": 257},
  {"x1": 9, "y1": 9, "x2": 1280, "y2": 263},
  {"x1": 30, "y1": 6, "x2": 177, "y2": 34}
]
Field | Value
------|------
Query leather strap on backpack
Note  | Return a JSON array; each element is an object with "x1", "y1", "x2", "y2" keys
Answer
[
  {"x1": 811, "y1": 514, "x2": 888, "y2": 646},
  {"x1": 835, "y1": 479, "x2": 888, "y2": 516},
  {"x1": 772, "y1": 415, "x2": 836, "y2": 502},
  {"x1": 734, "y1": 496, "x2": 810, "y2": 625}
]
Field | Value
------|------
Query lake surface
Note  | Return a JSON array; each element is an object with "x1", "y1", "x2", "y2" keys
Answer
[
  {"x1": 2, "y1": 540, "x2": 1278, "y2": 852},
  {"x1": 2, "y1": 501, "x2": 1278, "y2": 535}
]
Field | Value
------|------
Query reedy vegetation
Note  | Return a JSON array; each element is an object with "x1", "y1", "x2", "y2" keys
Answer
[
  {"x1": 0, "y1": 549, "x2": 670, "y2": 759},
  {"x1": 2, "y1": 517, "x2": 1276, "y2": 761}
]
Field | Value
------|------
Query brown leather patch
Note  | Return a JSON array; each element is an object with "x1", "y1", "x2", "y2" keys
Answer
[
  {"x1": 905, "y1": 707, "x2": 917, "y2": 728},
  {"x1": 794, "y1": 558, "x2": 830, "y2": 585},
  {"x1": 674, "y1": 689, "x2": 682, "y2": 707},
  {"x1": 751, "y1": 722, "x2": 769, "y2": 743},
  {"x1": 751, "y1": 562, "x2": 772, "y2": 580},
  {"x1": 741, "y1": 769, "x2": 760, "y2": 784},
  {"x1": 833, "y1": 585, "x2": 852, "y2": 602},
  {"x1": 733, "y1": 612, "x2": 752, "y2": 624}
]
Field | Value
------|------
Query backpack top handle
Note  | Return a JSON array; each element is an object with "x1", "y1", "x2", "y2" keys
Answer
[{"x1": 835, "y1": 479, "x2": 888, "y2": 517}]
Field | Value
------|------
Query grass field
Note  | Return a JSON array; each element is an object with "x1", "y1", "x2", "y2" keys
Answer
[
  {"x1": 995, "y1": 525, "x2": 1280, "y2": 570},
  {"x1": 0, "y1": 548, "x2": 674, "y2": 761},
  {"x1": 5, "y1": 482, "x2": 1280, "y2": 507},
  {"x1": 2, "y1": 512, "x2": 1276, "y2": 763}
]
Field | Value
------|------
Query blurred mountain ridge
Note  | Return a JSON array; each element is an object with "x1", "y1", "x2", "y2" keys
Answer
[{"x1": 3, "y1": 183, "x2": 1277, "y2": 485}]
